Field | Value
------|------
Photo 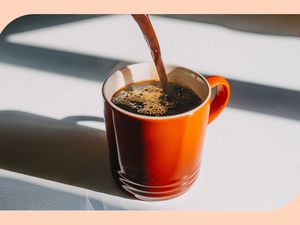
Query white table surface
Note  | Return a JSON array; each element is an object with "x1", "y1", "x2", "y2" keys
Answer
[{"x1": 0, "y1": 15, "x2": 299, "y2": 210}]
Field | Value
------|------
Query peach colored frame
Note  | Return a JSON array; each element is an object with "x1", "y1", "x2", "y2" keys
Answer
[{"x1": 0, "y1": 0, "x2": 299, "y2": 224}]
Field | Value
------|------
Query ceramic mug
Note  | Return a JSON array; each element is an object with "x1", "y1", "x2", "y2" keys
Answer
[{"x1": 102, "y1": 63, "x2": 230, "y2": 200}]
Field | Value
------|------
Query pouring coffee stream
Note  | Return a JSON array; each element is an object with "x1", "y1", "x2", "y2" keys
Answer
[{"x1": 132, "y1": 14, "x2": 172, "y2": 97}]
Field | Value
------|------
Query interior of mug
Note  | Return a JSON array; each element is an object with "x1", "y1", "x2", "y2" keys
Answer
[{"x1": 103, "y1": 63, "x2": 210, "y2": 111}]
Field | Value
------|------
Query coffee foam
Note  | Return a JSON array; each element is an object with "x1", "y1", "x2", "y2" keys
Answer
[{"x1": 112, "y1": 85, "x2": 167, "y2": 116}]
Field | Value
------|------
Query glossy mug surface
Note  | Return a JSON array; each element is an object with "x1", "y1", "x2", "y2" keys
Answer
[{"x1": 102, "y1": 63, "x2": 230, "y2": 201}]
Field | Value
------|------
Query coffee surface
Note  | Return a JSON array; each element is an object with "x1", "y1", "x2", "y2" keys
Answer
[{"x1": 111, "y1": 80, "x2": 202, "y2": 116}]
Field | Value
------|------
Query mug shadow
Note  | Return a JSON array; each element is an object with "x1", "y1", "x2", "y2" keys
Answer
[{"x1": 0, "y1": 110, "x2": 129, "y2": 199}]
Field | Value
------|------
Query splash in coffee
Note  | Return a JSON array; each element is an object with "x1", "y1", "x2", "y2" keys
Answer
[{"x1": 111, "y1": 81, "x2": 202, "y2": 116}]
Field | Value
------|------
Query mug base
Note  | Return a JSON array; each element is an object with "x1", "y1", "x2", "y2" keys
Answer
[{"x1": 111, "y1": 168, "x2": 199, "y2": 201}]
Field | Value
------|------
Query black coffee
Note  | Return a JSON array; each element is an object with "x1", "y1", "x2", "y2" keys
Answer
[{"x1": 111, "y1": 80, "x2": 202, "y2": 116}]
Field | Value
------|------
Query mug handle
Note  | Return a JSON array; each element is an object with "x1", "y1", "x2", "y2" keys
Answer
[{"x1": 206, "y1": 76, "x2": 230, "y2": 124}]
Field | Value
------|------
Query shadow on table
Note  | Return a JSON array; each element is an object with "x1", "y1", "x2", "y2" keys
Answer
[
  {"x1": 163, "y1": 15, "x2": 300, "y2": 38},
  {"x1": 1, "y1": 15, "x2": 104, "y2": 36},
  {"x1": 0, "y1": 177, "x2": 91, "y2": 210},
  {"x1": 0, "y1": 40, "x2": 129, "y2": 82},
  {"x1": 0, "y1": 110, "x2": 129, "y2": 200},
  {"x1": 0, "y1": 175, "x2": 127, "y2": 210},
  {"x1": 226, "y1": 79, "x2": 300, "y2": 121}
]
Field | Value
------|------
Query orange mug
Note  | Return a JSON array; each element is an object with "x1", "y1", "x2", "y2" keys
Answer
[{"x1": 102, "y1": 63, "x2": 230, "y2": 200}]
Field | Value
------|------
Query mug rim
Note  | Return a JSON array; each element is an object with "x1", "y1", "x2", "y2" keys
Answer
[{"x1": 102, "y1": 62, "x2": 212, "y2": 120}]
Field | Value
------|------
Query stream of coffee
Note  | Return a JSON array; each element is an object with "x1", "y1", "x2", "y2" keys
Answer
[{"x1": 132, "y1": 14, "x2": 172, "y2": 96}]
